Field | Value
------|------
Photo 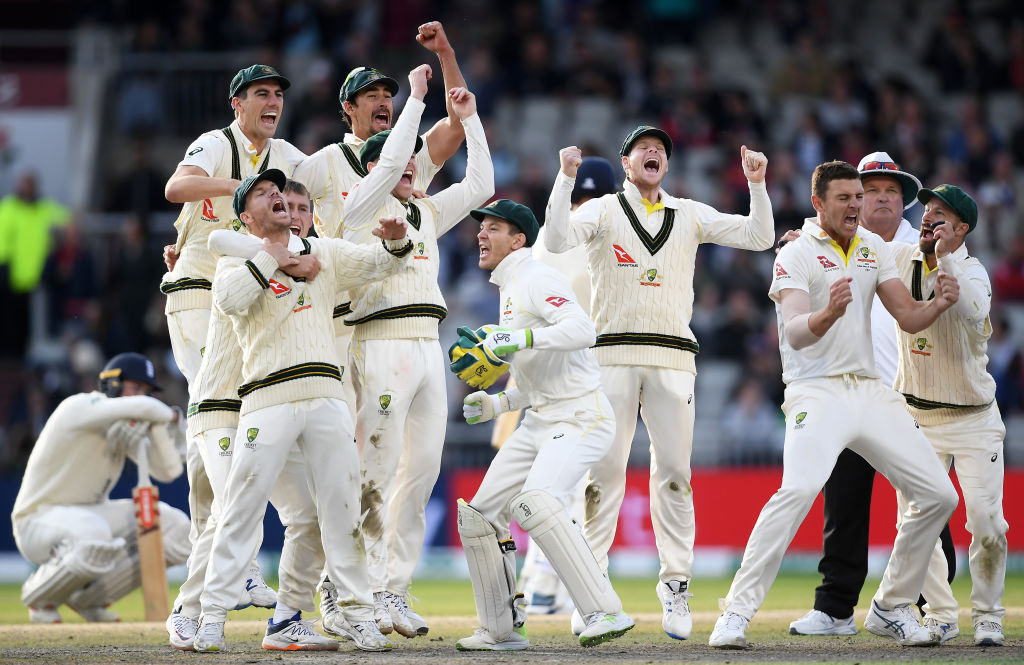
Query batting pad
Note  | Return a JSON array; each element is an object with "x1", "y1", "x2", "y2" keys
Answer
[
  {"x1": 457, "y1": 500, "x2": 518, "y2": 639},
  {"x1": 22, "y1": 538, "x2": 126, "y2": 608},
  {"x1": 510, "y1": 489, "x2": 621, "y2": 617},
  {"x1": 67, "y1": 553, "x2": 139, "y2": 609}
]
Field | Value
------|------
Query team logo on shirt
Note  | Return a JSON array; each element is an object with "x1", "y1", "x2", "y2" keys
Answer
[
  {"x1": 911, "y1": 337, "x2": 932, "y2": 357},
  {"x1": 200, "y1": 346, "x2": 206, "y2": 356},
  {"x1": 503, "y1": 297, "x2": 514, "y2": 316},
  {"x1": 293, "y1": 293, "x2": 311, "y2": 313},
  {"x1": 774, "y1": 263, "x2": 789, "y2": 277},
  {"x1": 640, "y1": 268, "x2": 662, "y2": 286},
  {"x1": 414, "y1": 241, "x2": 429, "y2": 260},
  {"x1": 794, "y1": 412, "x2": 807, "y2": 429},
  {"x1": 268, "y1": 280, "x2": 291, "y2": 297},
  {"x1": 218, "y1": 437, "x2": 231, "y2": 455},
  {"x1": 378, "y1": 394, "x2": 391, "y2": 414},
  {"x1": 231, "y1": 219, "x2": 243, "y2": 232},
  {"x1": 816, "y1": 256, "x2": 838, "y2": 270},
  {"x1": 545, "y1": 296, "x2": 570, "y2": 307},
  {"x1": 855, "y1": 246, "x2": 878, "y2": 269},
  {"x1": 612, "y1": 244, "x2": 638, "y2": 267},
  {"x1": 201, "y1": 198, "x2": 218, "y2": 222},
  {"x1": 245, "y1": 428, "x2": 259, "y2": 448}
]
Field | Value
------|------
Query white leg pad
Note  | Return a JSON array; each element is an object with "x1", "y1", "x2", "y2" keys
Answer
[
  {"x1": 457, "y1": 500, "x2": 521, "y2": 639},
  {"x1": 67, "y1": 553, "x2": 139, "y2": 609},
  {"x1": 510, "y1": 489, "x2": 621, "y2": 616},
  {"x1": 21, "y1": 538, "x2": 125, "y2": 608}
]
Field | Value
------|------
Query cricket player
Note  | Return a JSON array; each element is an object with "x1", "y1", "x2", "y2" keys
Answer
[
  {"x1": 336, "y1": 81, "x2": 492, "y2": 637},
  {"x1": 191, "y1": 169, "x2": 412, "y2": 652},
  {"x1": 167, "y1": 181, "x2": 333, "y2": 651},
  {"x1": 544, "y1": 128, "x2": 774, "y2": 640},
  {"x1": 890, "y1": 185, "x2": 1007, "y2": 647},
  {"x1": 13, "y1": 353, "x2": 190, "y2": 623},
  {"x1": 517, "y1": 157, "x2": 618, "y2": 616},
  {"x1": 453, "y1": 199, "x2": 633, "y2": 650},
  {"x1": 162, "y1": 64, "x2": 306, "y2": 608},
  {"x1": 709, "y1": 160, "x2": 960, "y2": 649},
  {"x1": 789, "y1": 151, "x2": 955, "y2": 636}
]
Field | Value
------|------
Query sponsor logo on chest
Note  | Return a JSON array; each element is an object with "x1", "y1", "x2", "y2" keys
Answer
[
  {"x1": 612, "y1": 244, "x2": 638, "y2": 267},
  {"x1": 201, "y1": 198, "x2": 219, "y2": 222},
  {"x1": 817, "y1": 255, "x2": 839, "y2": 271},
  {"x1": 268, "y1": 280, "x2": 291, "y2": 298}
]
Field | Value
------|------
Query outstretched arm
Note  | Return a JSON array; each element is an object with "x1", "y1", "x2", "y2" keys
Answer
[
  {"x1": 417, "y1": 21, "x2": 467, "y2": 165},
  {"x1": 543, "y1": 146, "x2": 603, "y2": 252}
]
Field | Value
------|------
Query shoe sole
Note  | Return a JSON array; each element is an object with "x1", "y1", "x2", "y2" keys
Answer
[
  {"x1": 392, "y1": 624, "x2": 417, "y2": 638},
  {"x1": 710, "y1": 639, "x2": 748, "y2": 649},
  {"x1": 193, "y1": 645, "x2": 223, "y2": 652},
  {"x1": 354, "y1": 642, "x2": 393, "y2": 652},
  {"x1": 666, "y1": 630, "x2": 690, "y2": 640},
  {"x1": 789, "y1": 626, "x2": 858, "y2": 636},
  {"x1": 455, "y1": 642, "x2": 529, "y2": 651},
  {"x1": 262, "y1": 642, "x2": 339, "y2": 651},
  {"x1": 579, "y1": 622, "x2": 635, "y2": 647},
  {"x1": 976, "y1": 638, "x2": 1004, "y2": 646}
]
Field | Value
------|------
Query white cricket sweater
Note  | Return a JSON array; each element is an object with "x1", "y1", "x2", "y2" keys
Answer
[
  {"x1": 891, "y1": 242, "x2": 996, "y2": 426},
  {"x1": 545, "y1": 173, "x2": 774, "y2": 373},
  {"x1": 161, "y1": 120, "x2": 306, "y2": 313}
]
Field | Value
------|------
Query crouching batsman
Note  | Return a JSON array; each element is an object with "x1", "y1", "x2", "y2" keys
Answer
[{"x1": 449, "y1": 199, "x2": 633, "y2": 650}]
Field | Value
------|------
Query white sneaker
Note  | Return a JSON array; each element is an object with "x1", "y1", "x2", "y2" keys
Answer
[
  {"x1": 974, "y1": 620, "x2": 1004, "y2": 646},
  {"x1": 864, "y1": 601, "x2": 938, "y2": 646},
  {"x1": 656, "y1": 580, "x2": 692, "y2": 640},
  {"x1": 373, "y1": 591, "x2": 393, "y2": 634},
  {"x1": 262, "y1": 613, "x2": 338, "y2": 651},
  {"x1": 709, "y1": 611, "x2": 750, "y2": 649},
  {"x1": 245, "y1": 566, "x2": 277, "y2": 608},
  {"x1": 789, "y1": 609, "x2": 857, "y2": 636},
  {"x1": 570, "y1": 608, "x2": 585, "y2": 636},
  {"x1": 324, "y1": 614, "x2": 393, "y2": 652},
  {"x1": 69, "y1": 604, "x2": 120, "y2": 622},
  {"x1": 384, "y1": 591, "x2": 427, "y2": 637},
  {"x1": 578, "y1": 610, "x2": 635, "y2": 647},
  {"x1": 166, "y1": 611, "x2": 199, "y2": 651},
  {"x1": 456, "y1": 626, "x2": 529, "y2": 651},
  {"x1": 924, "y1": 617, "x2": 959, "y2": 643},
  {"x1": 319, "y1": 578, "x2": 348, "y2": 639},
  {"x1": 28, "y1": 605, "x2": 62, "y2": 623},
  {"x1": 193, "y1": 619, "x2": 226, "y2": 652}
]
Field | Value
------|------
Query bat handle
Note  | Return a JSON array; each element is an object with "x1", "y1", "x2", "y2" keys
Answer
[{"x1": 136, "y1": 434, "x2": 152, "y2": 488}]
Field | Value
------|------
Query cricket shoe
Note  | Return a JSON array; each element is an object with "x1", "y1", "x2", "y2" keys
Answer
[
  {"x1": 974, "y1": 620, "x2": 1004, "y2": 646},
  {"x1": 372, "y1": 591, "x2": 393, "y2": 634},
  {"x1": 262, "y1": 612, "x2": 338, "y2": 651},
  {"x1": 570, "y1": 608, "x2": 585, "y2": 636},
  {"x1": 864, "y1": 601, "x2": 938, "y2": 646},
  {"x1": 657, "y1": 579, "x2": 692, "y2": 639},
  {"x1": 578, "y1": 610, "x2": 635, "y2": 647},
  {"x1": 319, "y1": 578, "x2": 347, "y2": 639},
  {"x1": 789, "y1": 609, "x2": 857, "y2": 635},
  {"x1": 456, "y1": 625, "x2": 529, "y2": 651},
  {"x1": 28, "y1": 605, "x2": 61, "y2": 623},
  {"x1": 245, "y1": 565, "x2": 277, "y2": 608},
  {"x1": 324, "y1": 613, "x2": 393, "y2": 651},
  {"x1": 193, "y1": 619, "x2": 226, "y2": 652},
  {"x1": 166, "y1": 611, "x2": 199, "y2": 651},
  {"x1": 383, "y1": 591, "x2": 428, "y2": 637},
  {"x1": 709, "y1": 611, "x2": 750, "y2": 649},
  {"x1": 923, "y1": 617, "x2": 959, "y2": 643}
]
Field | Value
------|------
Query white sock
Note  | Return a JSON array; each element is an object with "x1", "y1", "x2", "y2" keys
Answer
[{"x1": 272, "y1": 602, "x2": 299, "y2": 624}]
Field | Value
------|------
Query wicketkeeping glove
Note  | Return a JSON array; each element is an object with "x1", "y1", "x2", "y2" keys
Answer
[
  {"x1": 450, "y1": 342, "x2": 510, "y2": 389},
  {"x1": 463, "y1": 390, "x2": 513, "y2": 425},
  {"x1": 481, "y1": 327, "x2": 533, "y2": 356}
]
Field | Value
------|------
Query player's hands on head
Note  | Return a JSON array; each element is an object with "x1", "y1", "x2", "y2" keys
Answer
[
  {"x1": 416, "y1": 21, "x2": 451, "y2": 54},
  {"x1": 559, "y1": 146, "x2": 583, "y2": 178},
  {"x1": 408, "y1": 64, "x2": 432, "y2": 101},
  {"x1": 107, "y1": 419, "x2": 151, "y2": 457},
  {"x1": 263, "y1": 238, "x2": 297, "y2": 268},
  {"x1": 283, "y1": 254, "x2": 321, "y2": 281},
  {"x1": 372, "y1": 216, "x2": 408, "y2": 241},
  {"x1": 163, "y1": 244, "x2": 179, "y2": 272},
  {"x1": 826, "y1": 277, "x2": 853, "y2": 318},
  {"x1": 741, "y1": 145, "x2": 768, "y2": 183},
  {"x1": 935, "y1": 272, "x2": 960, "y2": 309},
  {"x1": 449, "y1": 87, "x2": 476, "y2": 119}
]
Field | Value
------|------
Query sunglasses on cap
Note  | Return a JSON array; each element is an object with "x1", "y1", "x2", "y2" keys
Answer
[{"x1": 862, "y1": 161, "x2": 900, "y2": 171}]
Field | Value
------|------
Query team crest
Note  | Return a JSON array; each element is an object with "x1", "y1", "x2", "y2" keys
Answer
[
  {"x1": 414, "y1": 241, "x2": 429, "y2": 260},
  {"x1": 859, "y1": 247, "x2": 870, "y2": 259},
  {"x1": 247, "y1": 428, "x2": 259, "y2": 443},
  {"x1": 218, "y1": 437, "x2": 230, "y2": 451},
  {"x1": 417, "y1": 242, "x2": 425, "y2": 255},
  {"x1": 794, "y1": 412, "x2": 807, "y2": 429},
  {"x1": 293, "y1": 293, "x2": 311, "y2": 313},
  {"x1": 640, "y1": 267, "x2": 662, "y2": 286},
  {"x1": 200, "y1": 346, "x2": 206, "y2": 356},
  {"x1": 231, "y1": 219, "x2": 243, "y2": 232},
  {"x1": 911, "y1": 337, "x2": 933, "y2": 357},
  {"x1": 379, "y1": 394, "x2": 391, "y2": 411}
]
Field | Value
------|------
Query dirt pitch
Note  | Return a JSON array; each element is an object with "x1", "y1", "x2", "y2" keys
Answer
[{"x1": 0, "y1": 610, "x2": 1020, "y2": 665}]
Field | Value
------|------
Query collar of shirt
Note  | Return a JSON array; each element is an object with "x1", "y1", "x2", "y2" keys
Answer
[
  {"x1": 621, "y1": 179, "x2": 681, "y2": 213},
  {"x1": 801, "y1": 217, "x2": 865, "y2": 265},
  {"x1": 912, "y1": 241, "x2": 969, "y2": 273},
  {"x1": 230, "y1": 119, "x2": 266, "y2": 168},
  {"x1": 344, "y1": 132, "x2": 365, "y2": 149},
  {"x1": 489, "y1": 247, "x2": 532, "y2": 288},
  {"x1": 893, "y1": 218, "x2": 918, "y2": 243}
]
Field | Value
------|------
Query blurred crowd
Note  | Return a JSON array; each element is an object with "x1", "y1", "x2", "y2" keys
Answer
[{"x1": 2, "y1": 0, "x2": 1024, "y2": 471}]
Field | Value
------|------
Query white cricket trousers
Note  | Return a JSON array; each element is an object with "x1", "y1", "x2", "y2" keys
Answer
[
  {"x1": 350, "y1": 338, "x2": 447, "y2": 595},
  {"x1": 470, "y1": 391, "x2": 615, "y2": 532},
  {"x1": 200, "y1": 398, "x2": 372, "y2": 622},
  {"x1": 173, "y1": 427, "x2": 323, "y2": 616},
  {"x1": 166, "y1": 309, "x2": 215, "y2": 542},
  {"x1": 583, "y1": 365, "x2": 696, "y2": 583},
  {"x1": 723, "y1": 376, "x2": 959, "y2": 619},
  {"x1": 902, "y1": 402, "x2": 1008, "y2": 625}
]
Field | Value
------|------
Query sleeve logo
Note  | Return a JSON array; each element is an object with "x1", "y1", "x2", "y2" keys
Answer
[
  {"x1": 545, "y1": 296, "x2": 570, "y2": 307},
  {"x1": 774, "y1": 263, "x2": 788, "y2": 277}
]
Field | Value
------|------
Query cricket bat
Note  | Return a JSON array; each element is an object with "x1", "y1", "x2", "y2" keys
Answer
[
  {"x1": 133, "y1": 429, "x2": 168, "y2": 621},
  {"x1": 490, "y1": 377, "x2": 521, "y2": 449}
]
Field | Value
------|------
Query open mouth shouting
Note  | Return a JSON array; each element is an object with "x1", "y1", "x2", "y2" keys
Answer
[
  {"x1": 373, "y1": 107, "x2": 390, "y2": 131},
  {"x1": 259, "y1": 110, "x2": 278, "y2": 131},
  {"x1": 478, "y1": 240, "x2": 490, "y2": 262},
  {"x1": 643, "y1": 157, "x2": 660, "y2": 176},
  {"x1": 400, "y1": 168, "x2": 414, "y2": 187},
  {"x1": 271, "y1": 198, "x2": 288, "y2": 217}
]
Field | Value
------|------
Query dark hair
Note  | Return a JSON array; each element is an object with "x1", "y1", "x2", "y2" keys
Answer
[
  {"x1": 284, "y1": 180, "x2": 309, "y2": 198},
  {"x1": 811, "y1": 160, "x2": 860, "y2": 200}
]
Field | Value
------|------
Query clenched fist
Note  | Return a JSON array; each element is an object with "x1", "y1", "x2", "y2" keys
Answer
[
  {"x1": 408, "y1": 64, "x2": 432, "y2": 101},
  {"x1": 559, "y1": 146, "x2": 583, "y2": 178},
  {"x1": 741, "y1": 145, "x2": 768, "y2": 183},
  {"x1": 416, "y1": 21, "x2": 452, "y2": 54}
]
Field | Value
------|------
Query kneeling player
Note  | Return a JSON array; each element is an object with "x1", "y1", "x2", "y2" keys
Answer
[{"x1": 451, "y1": 200, "x2": 633, "y2": 650}]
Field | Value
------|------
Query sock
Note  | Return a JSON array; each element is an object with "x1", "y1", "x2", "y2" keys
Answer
[{"x1": 272, "y1": 603, "x2": 299, "y2": 624}]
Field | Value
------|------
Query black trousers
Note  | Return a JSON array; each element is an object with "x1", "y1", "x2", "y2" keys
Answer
[{"x1": 814, "y1": 448, "x2": 956, "y2": 619}]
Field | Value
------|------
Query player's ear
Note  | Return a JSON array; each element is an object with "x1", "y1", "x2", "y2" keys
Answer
[{"x1": 810, "y1": 194, "x2": 824, "y2": 214}]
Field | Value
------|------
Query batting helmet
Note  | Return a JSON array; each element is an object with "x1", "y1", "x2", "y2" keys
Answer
[{"x1": 98, "y1": 353, "x2": 162, "y2": 397}]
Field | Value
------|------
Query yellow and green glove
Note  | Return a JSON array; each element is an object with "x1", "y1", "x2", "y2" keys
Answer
[{"x1": 448, "y1": 325, "x2": 510, "y2": 389}]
